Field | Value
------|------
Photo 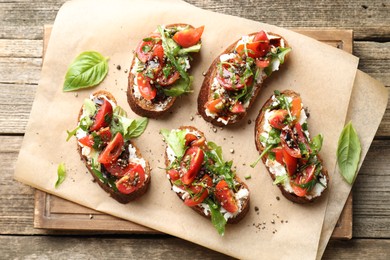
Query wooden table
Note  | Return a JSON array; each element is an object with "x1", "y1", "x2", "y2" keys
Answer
[{"x1": 1, "y1": 0, "x2": 389, "y2": 258}]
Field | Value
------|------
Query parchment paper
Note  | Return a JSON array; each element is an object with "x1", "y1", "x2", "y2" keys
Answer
[
  {"x1": 13, "y1": 0, "x2": 373, "y2": 259},
  {"x1": 316, "y1": 70, "x2": 389, "y2": 259}
]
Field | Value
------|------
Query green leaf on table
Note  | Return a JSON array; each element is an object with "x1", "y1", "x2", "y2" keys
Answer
[
  {"x1": 63, "y1": 51, "x2": 109, "y2": 92},
  {"x1": 337, "y1": 121, "x2": 362, "y2": 184},
  {"x1": 55, "y1": 162, "x2": 66, "y2": 188}
]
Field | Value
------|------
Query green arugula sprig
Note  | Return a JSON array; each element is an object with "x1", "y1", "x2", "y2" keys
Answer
[{"x1": 250, "y1": 128, "x2": 281, "y2": 168}]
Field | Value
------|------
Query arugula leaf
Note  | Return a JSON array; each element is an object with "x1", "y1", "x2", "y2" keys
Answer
[
  {"x1": 79, "y1": 116, "x2": 93, "y2": 131},
  {"x1": 264, "y1": 47, "x2": 291, "y2": 76},
  {"x1": 337, "y1": 121, "x2": 361, "y2": 184},
  {"x1": 206, "y1": 199, "x2": 226, "y2": 236},
  {"x1": 177, "y1": 43, "x2": 202, "y2": 55},
  {"x1": 63, "y1": 51, "x2": 109, "y2": 92},
  {"x1": 273, "y1": 174, "x2": 288, "y2": 185},
  {"x1": 251, "y1": 129, "x2": 281, "y2": 167},
  {"x1": 55, "y1": 162, "x2": 66, "y2": 188},
  {"x1": 91, "y1": 160, "x2": 118, "y2": 192},
  {"x1": 66, "y1": 126, "x2": 80, "y2": 141},
  {"x1": 160, "y1": 129, "x2": 187, "y2": 159}
]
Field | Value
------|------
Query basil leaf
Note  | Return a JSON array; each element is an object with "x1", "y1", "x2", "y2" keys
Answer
[
  {"x1": 160, "y1": 129, "x2": 187, "y2": 159},
  {"x1": 337, "y1": 121, "x2": 362, "y2": 184},
  {"x1": 113, "y1": 105, "x2": 128, "y2": 117},
  {"x1": 206, "y1": 199, "x2": 226, "y2": 236},
  {"x1": 55, "y1": 162, "x2": 66, "y2": 188},
  {"x1": 84, "y1": 98, "x2": 97, "y2": 115},
  {"x1": 63, "y1": 51, "x2": 109, "y2": 92},
  {"x1": 177, "y1": 43, "x2": 202, "y2": 55},
  {"x1": 207, "y1": 141, "x2": 224, "y2": 165},
  {"x1": 126, "y1": 117, "x2": 148, "y2": 139},
  {"x1": 162, "y1": 76, "x2": 193, "y2": 97}
]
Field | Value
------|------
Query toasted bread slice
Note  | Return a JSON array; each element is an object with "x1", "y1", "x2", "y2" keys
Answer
[
  {"x1": 76, "y1": 90, "x2": 150, "y2": 204},
  {"x1": 127, "y1": 24, "x2": 199, "y2": 118},
  {"x1": 198, "y1": 31, "x2": 290, "y2": 126},
  {"x1": 254, "y1": 90, "x2": 328, "y2": 203},
  {"x1": 163, "y1": 126, "x2": 250, "y2": 226}
]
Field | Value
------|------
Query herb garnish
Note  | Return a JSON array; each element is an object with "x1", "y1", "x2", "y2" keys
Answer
[{"x1": 55, "y1": 162, "x2": 66, "y2": 188}]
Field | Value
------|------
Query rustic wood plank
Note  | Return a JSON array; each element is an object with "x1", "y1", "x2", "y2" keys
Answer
[
  {"x1": 376, "y1": 90, "x2": 390, "y2": 137},
  {"x1": 0, "y1": 235, "x2": 389, "y2": 259},
  {"x1": 1, "y1": 0, "x2": 390, "y2": 40},
  {"x1": 0, "y1": 39, "x2": 43, "y2": 58},
  {"x1": 355, "y1": 41, "x2": 390, "y2": 86}
]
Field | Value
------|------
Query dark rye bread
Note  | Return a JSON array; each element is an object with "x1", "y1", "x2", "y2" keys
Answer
[
  {"x1": 127, "y1": 24, "x2": 194, "y2": 118},
  {"x1": 254, "y1": 90, "x2": 329, "y2": 204},
  {"x1": 164, "y1": 126, "x2": 250, "y2": 224},
  {"x1": 77, "y1": 90, "x2": 151, "y2": 204},
  {"x1": 198, "y1": 32, "x2": 289, "y2": 127}
]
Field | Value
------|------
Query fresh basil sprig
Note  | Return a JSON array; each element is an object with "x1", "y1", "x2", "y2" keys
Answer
[
  {"x1": 337, "y1": 121, "x2": 361, "y2": 184},
  {"x1": 55, "y1": 162, "x2": 66, "y2": 188},
  {"x1": 160, "y1": 129, "x2": 187, "y2": 159},
  {"x1": 110, "y1": 106, "x2": 148, "y2": 140},
  {"x1": 63, "y1": 51, "x2": 109, "y2": 92}
]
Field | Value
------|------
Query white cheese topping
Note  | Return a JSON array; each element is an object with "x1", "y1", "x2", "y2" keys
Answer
[{"x1": 219, "y1": 53, "x2": 237, "y2": 62}]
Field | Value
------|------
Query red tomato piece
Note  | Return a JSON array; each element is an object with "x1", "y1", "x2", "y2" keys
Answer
[
  {"x1": 253, "y1": 30, "x2": 269, "y2": 42},
  {"x1": 256, "y1": 59, "x2": 270, "y2": 68},
  {"x1": 281, "y1": 127, "x2": 302, "y2": 158},
  {"x1": 230, "y1": 102, "x2": 245, "y2": 114},
  {"x1": 291, "y1": 97, "x2": 302, "y2": 122},
  {"x1": 135, "y1": 35, "x2": 162, "y2": 63},
  {"x1": 79, "y1": 127, "x2": 112, "y2": 148},
  {"x1": 291, "y1": 164, "x2": 315, "y2": 197},
  {"x1": 205, "y1": 98, "x2": 224, "y2": 114},
  {"x1": 215, "y1": 180, "x2": 238, "y2": 213},
  {"x1": 180, "y1": 146, "x2": 204, "y2": 185},
  {"x1": 98, "y1": 132, "x2": 124, "y2": 164},
  {"x1": 90, "y1": 99, "x2": 113, "y2": 132},
  {"x1": 282, "y1": 148, "x2": 297, "y2": 176},
  {"x1": 152, "y1": 44, "x2": 164, "y2": 62},
  {"x1": 183, "y1": 175, "x2": 212, "y2": 207},
  {"x1": 271, "y1": 147, "x2": 284, "y2": 165},
  {"x1": 268, "y1": 109, "x2": 288, "y2": 130},
  {"x1": 137, "y1": 73, "x2": 157, "y2": 101},
  {"x1": 294, "y1": 123, "x2": 311, "y2": 154},
  {"x1": 157, "y1": 70, "x2": 180, "y2": 86},
  {"x1": 185, "y1": 133, "x2": 205, "y2": 147},
  {"x1": 216, "y1": 66, "x2": 253, "y2": 91},
  {"x1": 236, "y1": 41, "x2": 270, "y2": 58},
  {"x1": 168, "y1": 169, "x2": 180, "y2": 181},
  {"x1": 116, "y1": 164, "x2": 146, "y2": 194},
  {"x1": 173, "y1": 26, "x2": 204, "y2": 48}
]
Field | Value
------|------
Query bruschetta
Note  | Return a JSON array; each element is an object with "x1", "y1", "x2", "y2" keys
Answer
[
  {"x1": 253, "y1": 90, "x2": 328, "y2": 203},
  {"x1": 68, "y1": 90, "x2": 150, "y2": 203},
  {"x1": 161, "y1": 126, "x2": 250, "y2": 235},
  {"x1": 128, "y1": 24, "x2": 204, "y2": 118},
  {"x1": 198, "y1": 30, "x2": 291, "y2": 126}
]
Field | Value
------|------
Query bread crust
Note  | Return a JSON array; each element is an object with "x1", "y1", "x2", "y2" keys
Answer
[
  {"x1": 164, "y1": 126, "x2": 250, "y2": 223},
  {"x1": 127, "y1": 24, "x2": 195, "y2": 118},
  {"x1": 254, "y1": 90, "x2": 329, "y2": 204},
  {"x1": 198, "y1": 32, "x2": 289, "y2": 127},
  {"x1": 77, "y1": 90, "x2": 151, "y2": 204}
]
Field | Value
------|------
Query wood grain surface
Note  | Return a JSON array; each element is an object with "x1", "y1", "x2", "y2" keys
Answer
[{"x1": 1, "y1": 0, "x2": 389, "y2": 258}]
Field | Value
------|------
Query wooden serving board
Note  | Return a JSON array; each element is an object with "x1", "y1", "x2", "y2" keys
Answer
[{"x1": 34, "y1": 26, "x2": 353, "y2": 239}]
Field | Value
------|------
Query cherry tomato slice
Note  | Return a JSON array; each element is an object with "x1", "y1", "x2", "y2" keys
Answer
[
  {"x1": 184, "y1": 175, "x2": 212, "y2": 207},
  {"x1": 268, "y1": 109, "x2": 288, "y2": 130},
  {"x1": 137, "y1": 73, "x2": 157, "y2": 101},
  {"x1": 205, "y1": 98, "x2": 224, "y2": 114},
  {"x1": 168, "y1": 169, "x2": 180, "y2": 181},
  {"x1": 157, "y1": 70, "x2": 180, "y2": 86},
  {"x1": 215, "y1": 180, "x2": 238, "y2": 213},
  {"x1": 230, "y1": 102, "x2": 245, "y2": 114},
  {"x1": 216, "y1": 66, "x2": 253, "y2": 91},
  {"x1": 135, "y1": 35, "x2": 162, "y2": 63},
  {"x1": 185, "y1": 133, "x2": 205, "y2": 147},
  {"x1": 282, "y1": 148, "x2": 297, "y2": 176},
  {"x1": 90, "y1": 99, "x2": 113, "y2": 132},
  {"x1": 104, "y1": 161, "x2": 136, "y2": 178},
  {"x1": 271, "y1": 147, "x2": 284, "y2": 165},
  {"x1": 291, "y1": 97, "x2": 302, "y2": 122},
  {"x1": 281, "y1": 127, "x2": 302, "y2": 158},
  {"x1": 152, "y1": 44, "x2": 164, "y2": 62},
  {"x1": 180, "y1": 146, "x2": 204, "y2": 185},
  {"x1": 116, "y1": 164, "x2": 146, "y2": 194},
  {"x1": 294, "y1": 123, "x2": 311, "y2": 154},
  {"x1": 98, "y1": 132, "x2": 124, "y2": 164},
  {"x1": 291, "y1": 164, "x2": 315, "y2": 197},
  {"x1": 79, "y1": 127, "x2": 112, "y2": 148},
  {"x1": 173, "y1": 26, "x2": 204, "y2": 48},
  {"x1": 253, "y1": 30, "x2": 269, "y2": 42}
]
